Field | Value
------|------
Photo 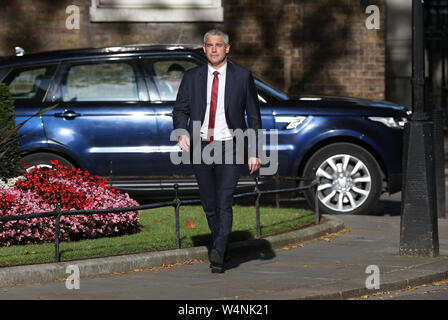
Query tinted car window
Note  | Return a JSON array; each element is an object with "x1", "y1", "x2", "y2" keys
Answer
[
  {"x1": 143, "y1": 58, "x2": 198, "y2": 101},
  {"x1": 61, "y1": 61, "x2": 139, "y2": 102},
  {"x1": 3, "y1": 65, "x2": 56, "y2": 102}
]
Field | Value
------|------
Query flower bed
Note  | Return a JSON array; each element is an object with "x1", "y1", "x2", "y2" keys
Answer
[{"x1": 0, "y1": 161, "x2": 141, "y2": 246}]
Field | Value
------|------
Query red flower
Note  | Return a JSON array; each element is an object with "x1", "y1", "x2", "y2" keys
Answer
[
  {"x1": 1, "y1": 160, "x2": 140, "y2": 246},
  {"x1": 5, "y1": 194, "x2": 16, "y2": 202}
]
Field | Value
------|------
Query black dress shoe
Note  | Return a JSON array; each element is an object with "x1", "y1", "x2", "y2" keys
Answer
[
  {"x1": 209, "y1": 248, "x2": 224, "y2": 273},
  {"x1": 209, "y1": 250, "x2": 230, "y2": 268}
]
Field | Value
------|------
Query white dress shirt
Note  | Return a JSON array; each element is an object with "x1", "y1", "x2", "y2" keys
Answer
[{"x1": 200, "y1": 63, "x2": 233, "y2": 141}]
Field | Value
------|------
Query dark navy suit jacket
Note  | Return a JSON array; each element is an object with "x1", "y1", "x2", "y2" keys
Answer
[{"x1": 173, "y1": 62, "x2": 262, "y2": 162}]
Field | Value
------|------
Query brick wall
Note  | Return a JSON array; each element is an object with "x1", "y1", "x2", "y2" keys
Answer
[{"x1": 0, "y1": 0, "x2": 385, "y2": 100}]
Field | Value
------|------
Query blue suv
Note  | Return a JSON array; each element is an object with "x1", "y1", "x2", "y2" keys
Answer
[{"x1": 0, "y1": 45, "x2": 408, "y2": 215}]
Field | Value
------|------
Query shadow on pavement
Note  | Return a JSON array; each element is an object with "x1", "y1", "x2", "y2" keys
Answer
[
  {"x1": 225, "y1": 253, "x2": 276, "y2": 272},
  {"x1": 222, "y1": 238, "x2": 276, "y2": 272},
  {"x1": 191, "y1": 232, "x2": 276, "y2": 272},
  {"x1": 368, "y1": 200, "x2": 401, "y2": 217}
]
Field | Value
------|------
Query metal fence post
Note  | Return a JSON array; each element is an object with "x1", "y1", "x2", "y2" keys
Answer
[
  {"x1": 255, "y1": 176, "x2": 261, "y2": 238},
  {"x1": 173, "y1": 184, "x2": 181, "y2": 249},
  {"x1": 275, "y1": 173, "x2": 280, "y2": 208},
  {"x1": 109, "y1": 160, "x2": 113, "y2": 188},
  {"x1": 54, "y1": 193, "x2": 62, "y2": 262}
]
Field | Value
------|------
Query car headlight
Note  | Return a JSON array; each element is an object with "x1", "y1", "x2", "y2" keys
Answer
[
  {"x1": 368, "y1": 117, "x2": 408, "y2": 129},
  {"x1": 275, "y1": 116, "x2": 307, "y2": 130}
]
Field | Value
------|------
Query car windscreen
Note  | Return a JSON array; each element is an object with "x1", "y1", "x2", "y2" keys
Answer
[{"x1": 254, "y1": 78, "x2": 289, "y2": 103}]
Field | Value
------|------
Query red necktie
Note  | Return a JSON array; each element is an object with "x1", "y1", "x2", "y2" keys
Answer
[{"x1": 207, "y1": 71, "x2": 219, "y2": 143}]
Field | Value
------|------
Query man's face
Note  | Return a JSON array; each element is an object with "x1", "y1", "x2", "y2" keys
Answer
[{"x1": 203, "y1": 35, "x2": 230, "y2": 68}]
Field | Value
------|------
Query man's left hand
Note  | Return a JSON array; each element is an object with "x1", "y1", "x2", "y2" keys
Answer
[{"x1": 248, "y1": 157, "x2": 261, "y2": 174}]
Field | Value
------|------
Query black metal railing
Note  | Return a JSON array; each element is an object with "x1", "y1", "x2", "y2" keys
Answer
[{"x1": 0, "y1": 175, "x2": 319, "y2": 262}]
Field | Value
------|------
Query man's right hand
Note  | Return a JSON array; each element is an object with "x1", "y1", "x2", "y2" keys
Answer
[{"x1": 178, "y1": 135, "x2": 190, "y2": 152}]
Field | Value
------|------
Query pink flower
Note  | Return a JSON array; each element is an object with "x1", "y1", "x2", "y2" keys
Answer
[{"x1": 0, "y1": 162, "x2": 141, "y2": 246}]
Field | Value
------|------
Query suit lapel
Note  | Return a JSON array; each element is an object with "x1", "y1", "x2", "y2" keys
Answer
[
  {"x1": 199, "y1": 65, "x2": 208, "y2": 121},
  {"x1": 224, "y1": 62, "x2": 233, "y2": 114}
]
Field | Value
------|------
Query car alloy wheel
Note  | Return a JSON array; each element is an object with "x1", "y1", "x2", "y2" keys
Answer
[
  {"x1": 21, "y1": 152, "x2": 75, "y2": 173},
  {"x1": 25, "y1": 164, "x2": 54, "y2": 172},
  {"x1": 315, "y1": 154, "x2": 371, "y2": 212},
  {"x1": 303, "y1": 143, "x2": 382, "y2": 215}
]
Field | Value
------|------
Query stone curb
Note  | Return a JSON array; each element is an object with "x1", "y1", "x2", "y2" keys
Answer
[
  {"x1": 300, "y1": 270, "x2": 448, "y2": 300},
  {"x1": 0, "y1": 215, "x2": 344, "y2": 287}
]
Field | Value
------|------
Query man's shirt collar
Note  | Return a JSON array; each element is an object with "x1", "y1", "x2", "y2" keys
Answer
[{"x1": 208, "y1": 62, "x2": 227, "y2": 77}]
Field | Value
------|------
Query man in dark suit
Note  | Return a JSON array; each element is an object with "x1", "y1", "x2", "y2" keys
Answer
[{"x1": 173, "y1": 29, "x2": 262, "y2": 273}]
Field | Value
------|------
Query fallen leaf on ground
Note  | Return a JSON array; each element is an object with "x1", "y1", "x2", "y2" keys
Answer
[{"x1": 185, "y1": 220, "x2": 195, "y2": 229}]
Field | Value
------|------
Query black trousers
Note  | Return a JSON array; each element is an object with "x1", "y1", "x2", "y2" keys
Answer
[{"x1": 192, "y1": 140, "x2": 244, "y2": 255}]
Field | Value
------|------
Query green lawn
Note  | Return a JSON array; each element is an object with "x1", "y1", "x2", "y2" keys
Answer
[{"x1": 0, "y1": 203, "x2": 315, "y2": 267}]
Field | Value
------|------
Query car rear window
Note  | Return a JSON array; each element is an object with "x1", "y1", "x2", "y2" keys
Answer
[
  {"x1": 61, "y1": 61, "x2": 139, "y2": 102},
  {"x1": 3, "y1": 64, "x2": 57, "y2": 102}
]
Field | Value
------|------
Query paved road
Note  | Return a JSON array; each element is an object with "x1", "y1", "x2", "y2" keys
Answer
[{"x1": 1, "y1": 192, "x2": 447, "y2": 300}]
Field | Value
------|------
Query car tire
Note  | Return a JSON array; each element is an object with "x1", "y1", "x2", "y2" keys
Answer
[
  {"x1": 302, "y1": 143, "x2": 382, "y2": 215},
  {"x1": 21, "y1": 152, "x2": 75, "y2": 173}
]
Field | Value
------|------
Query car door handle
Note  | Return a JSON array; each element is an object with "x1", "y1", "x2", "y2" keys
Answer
[{"x1": 54, "y1": 110, "x2": 81, "y2": 119}]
